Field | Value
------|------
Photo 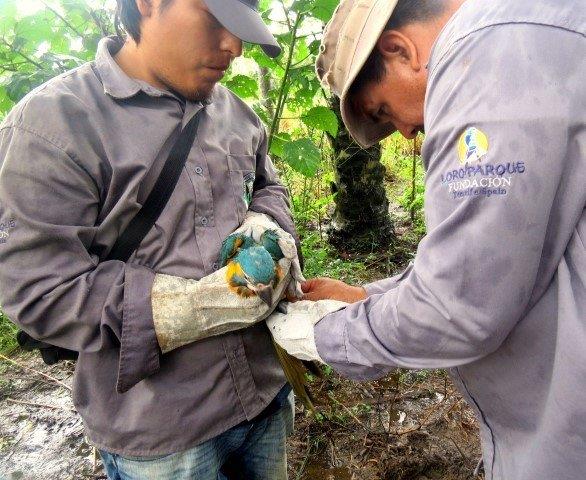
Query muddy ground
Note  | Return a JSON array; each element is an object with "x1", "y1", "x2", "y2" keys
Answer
[{"x1": 0, "y1": 352, "x2": 483, "y2": 480}]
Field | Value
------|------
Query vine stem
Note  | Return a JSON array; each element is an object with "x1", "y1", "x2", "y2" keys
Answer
[
  {"x1": 40, "y1": 1, "x2": 84, "y2": 38},
  {"x1": 267, "y1": 12, "x2": 303, "y2": 151}
]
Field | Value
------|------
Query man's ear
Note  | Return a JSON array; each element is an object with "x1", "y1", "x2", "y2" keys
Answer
[
  {"x1": 376, "y1": 30, "x2": 422, "y2": 72},
  {"x1": 135, "y1": 0, "x2": 154, "y2": 18}
]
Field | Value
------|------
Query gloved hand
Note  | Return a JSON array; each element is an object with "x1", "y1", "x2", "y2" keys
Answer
[
  {"x1": 220, "y1": 212, "x2": 304, "y2": 298},
  {"x1": 151, "y1": 262, "x2": 292, "y2": 353},
  {"x1": 266, "y1": 300, "x2": 348, "y2": 362}
]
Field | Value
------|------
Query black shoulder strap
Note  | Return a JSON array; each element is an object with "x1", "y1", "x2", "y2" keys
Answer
[
  {"x1": 16, "y1": 109, "x2": 203, "y2": 364},
  {"x1": 106, "y1": 111, "x2": 202, "y2": 262}
]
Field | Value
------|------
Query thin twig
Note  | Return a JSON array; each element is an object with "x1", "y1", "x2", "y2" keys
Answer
[
  {"x1": 0, "y1": 38, "x2": 45, "y2": 70},
  {"x1": 446, "y1": 435, "x2": 468, "y2": 460},
  {"x1": 294, "y1": 436, "x2": 313, "y2": 480},
  {"x1": 41, "y1": 1, "x2": 84, "y2": 37},
  {"x1": 6, "y1": 397, "x2": 76, "y2": 413},
  {"x1": 327, "y1": 392, "x2": 373, "y2": 434},
  {"x1": 86, "y1": 7, "x2": 110, "y2": 37},
  {"x1": 267, "y1": 13, "x2": 303, "y2": 150},
  {"x1": 0, "y1": 353, "x2": 72, "y2": 391}
]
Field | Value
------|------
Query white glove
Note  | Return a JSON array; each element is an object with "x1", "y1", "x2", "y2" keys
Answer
[
  {"x1": 230, "y1": 212, "x2": 305, "y2": 298},
  {"x1": 266, "y1": 300, "x2": 348, "y2": 362},
  {"x1": 152, "y1": 263, "x2": 291, "y2": 353}
]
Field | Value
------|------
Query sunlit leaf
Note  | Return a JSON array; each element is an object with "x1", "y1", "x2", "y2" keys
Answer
[
  {"x1": 224, "y1": 74, "x2": 259, "y2": 99},
  {"x1": 302, "y1": 106, "x2": 338, "y2": 137},
  {"x1": 282, "y1": 138, "x2": 321, "y2": 177}
]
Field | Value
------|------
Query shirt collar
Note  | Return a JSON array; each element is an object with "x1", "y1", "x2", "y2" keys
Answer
[{"x1": 95, "y1": 36, "x2": 143, "y2": 100}]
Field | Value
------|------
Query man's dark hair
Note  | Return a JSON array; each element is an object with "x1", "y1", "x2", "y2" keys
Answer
[
  {"x1": 349, "y1": 0, "x2": 448, "y2": 95},
  {"x1": 115, "y1": 0, "x2": 174, "y2": 43}
]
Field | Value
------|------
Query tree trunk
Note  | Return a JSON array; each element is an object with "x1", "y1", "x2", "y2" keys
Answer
[{"x1": 327, "y1": 97, "x2": 394, "y2": 252}]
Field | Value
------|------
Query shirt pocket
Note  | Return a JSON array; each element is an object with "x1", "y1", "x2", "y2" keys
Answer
[{"x1": 227, "y1": 154, "x2": 256, "y2": 223}]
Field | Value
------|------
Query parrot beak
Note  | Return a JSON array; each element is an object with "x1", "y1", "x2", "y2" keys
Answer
[{"x1": 255, "y1": 285, "x2": 273, "y2": 306}]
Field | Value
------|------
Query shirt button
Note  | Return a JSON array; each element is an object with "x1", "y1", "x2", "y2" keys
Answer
[
  {"x1": 212, "y1": 262, "x2": 219, "y2": 271},
  {"x1": 194, "y1": 166, "x2": 203, "y2": 175},
  {"x1": 201, "y1": 217, "x2": 208, "y2": 226}
]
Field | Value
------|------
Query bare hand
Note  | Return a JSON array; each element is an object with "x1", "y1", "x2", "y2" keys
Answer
[{"x1": 301, "y1": 277, "x2": 367, "y2": 303}]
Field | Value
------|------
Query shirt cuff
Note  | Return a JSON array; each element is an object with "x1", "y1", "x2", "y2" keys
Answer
[{"x1": 117, "y1": 264, "x2": 160, "y2": 394}]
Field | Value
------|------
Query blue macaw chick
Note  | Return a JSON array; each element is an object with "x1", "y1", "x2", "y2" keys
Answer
[
  {"x1": 218, "y1": 233, "x2": 256, "y2": 267},
  {"x1": 222, "y1": 234, "x2": 285, "y2": 306},
  {"x1": 220, "y1": 230, "x2": 320, "y2": 414}
]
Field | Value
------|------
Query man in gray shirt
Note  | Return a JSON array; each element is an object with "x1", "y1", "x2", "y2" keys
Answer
[
  {"x1": 268, "y1": 0, "x2": 586, "y2": 479},
  {"x1": 0, "y1": 0, "x2": 301, "y2": 478}
]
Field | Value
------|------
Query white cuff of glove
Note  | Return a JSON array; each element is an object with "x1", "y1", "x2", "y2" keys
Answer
[{"x1": 266, "y1": 300, "x2": 348, "y2": 362}]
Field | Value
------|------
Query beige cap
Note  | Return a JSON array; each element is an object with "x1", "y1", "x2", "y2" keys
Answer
[{"x1": 316, "y1": 0, "x2": 399, "y2": 147}]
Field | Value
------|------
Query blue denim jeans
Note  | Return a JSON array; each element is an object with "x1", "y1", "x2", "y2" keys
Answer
[{"x1": 99, "y1": 391, "x2": 294, "y2": 480}]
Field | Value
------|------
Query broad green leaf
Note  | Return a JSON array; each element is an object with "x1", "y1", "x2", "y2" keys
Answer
[
  {"x1": 282, "y1": 138, "x2": 321, "y2": 177},
  {"x1": 311, "y1": 0, "x2": 338, "y2": 23},
  {"x1": 224, "y1": 74, "x2": 259, "y2": 99},
  {"x1": 269, "y1": 132, "x2": 292, "y2": 159},
  {"x1": 302, "y1": 106, "x2": 338, "y2": 136}
]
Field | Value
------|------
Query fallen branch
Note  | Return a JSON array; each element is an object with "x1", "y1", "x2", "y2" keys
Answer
[
  {"x1": 6, "y1": 397, "x2": 76, "y2": 413},
  {"x1": 0, "y1": 353, "x2": 72, "y2": 391}
]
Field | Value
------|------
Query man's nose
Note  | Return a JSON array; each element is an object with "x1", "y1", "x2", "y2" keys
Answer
[
  {"x1": 395, "y1": 122, "x2": 418, "y2": 140},
  {"x1": 221, "y1": 29, "x2": 243, "y2": 59}
]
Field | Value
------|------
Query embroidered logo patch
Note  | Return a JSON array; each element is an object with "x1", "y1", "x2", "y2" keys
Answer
[
  {"x1": 243, "y1": 172, "x2": 255, "y2": 207},
  {"x1": 0, "y1": 218, "x2": 16, "y2": 245},
  {"x1": 458, "y1": 127, "x2": 489, "y2": 165}
]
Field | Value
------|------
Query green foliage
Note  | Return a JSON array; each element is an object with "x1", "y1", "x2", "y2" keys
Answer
[
  {"x1": 282, "y1": 137, "x2": 321, "y2": 177},
  {"x1": 0, "y1": 310, "x2": 17, "y2": 354},
  {"x1": 0, "y1": 0, "x2": 113, "y2": 116},
  {"x1": 302, "y1": 106, "x2": 338, "y2": 137},
  {"x1": 300, "y1": 229, "x2": 378, "y2": 284},
  {"x1": 381, "y1": 133, "x2": 427, "y2": 235}
]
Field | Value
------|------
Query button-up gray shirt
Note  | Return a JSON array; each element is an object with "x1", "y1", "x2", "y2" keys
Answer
[
  {"x1": 315, "y1": 1, "x2": 585, "y2": 479},
  {"x1": 0, "y1": 37, "x2": 298, "y2": 455}
]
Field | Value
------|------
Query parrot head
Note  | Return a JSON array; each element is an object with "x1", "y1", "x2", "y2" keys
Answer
[
  {"x1": 260, "y1": 230, "x2": 285, "y2": 262},
  {"x1": 226, "y1": 245, "x2": 277, "y2": 305},
  {"x1": 219, "y1": 233, "x2": 256, "y2": 268}
]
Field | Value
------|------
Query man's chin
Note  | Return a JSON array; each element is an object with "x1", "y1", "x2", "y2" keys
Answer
[{"x1": 174, "y1": 82, "x2": 216, "y2": 103}]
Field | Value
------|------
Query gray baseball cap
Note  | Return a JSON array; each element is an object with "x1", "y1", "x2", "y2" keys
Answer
[{"x1": 203, "y1": 0, "x2": 281, "y2": 57}]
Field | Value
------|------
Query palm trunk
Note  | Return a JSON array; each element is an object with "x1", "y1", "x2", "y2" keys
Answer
[{"x1": 327, "y1": 97, "x2": 394, "y2": 252}]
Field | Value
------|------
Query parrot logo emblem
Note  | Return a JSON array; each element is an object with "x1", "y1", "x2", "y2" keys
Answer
[
  {"x1": 219, "y1": 230, "x2": 285, "y2": 306},
  {"x1": 458, "y1": 127, "x2": 489, "y2": 165}
]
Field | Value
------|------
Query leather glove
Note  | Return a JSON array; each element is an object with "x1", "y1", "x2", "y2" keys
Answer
[
  {"x1": 224, "y1": 212, "x2": 304, "y2": 298},
  {"x1": 266, "y1": 300, "x2": 347, "y2": 362},
  {"x1": 151, "y1": 261, "x2": 292, "y2": 353}
]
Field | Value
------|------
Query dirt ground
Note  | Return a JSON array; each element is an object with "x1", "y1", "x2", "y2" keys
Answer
[{"x1": 0, "y1": 352, "x2": 483, "y2": 480}]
